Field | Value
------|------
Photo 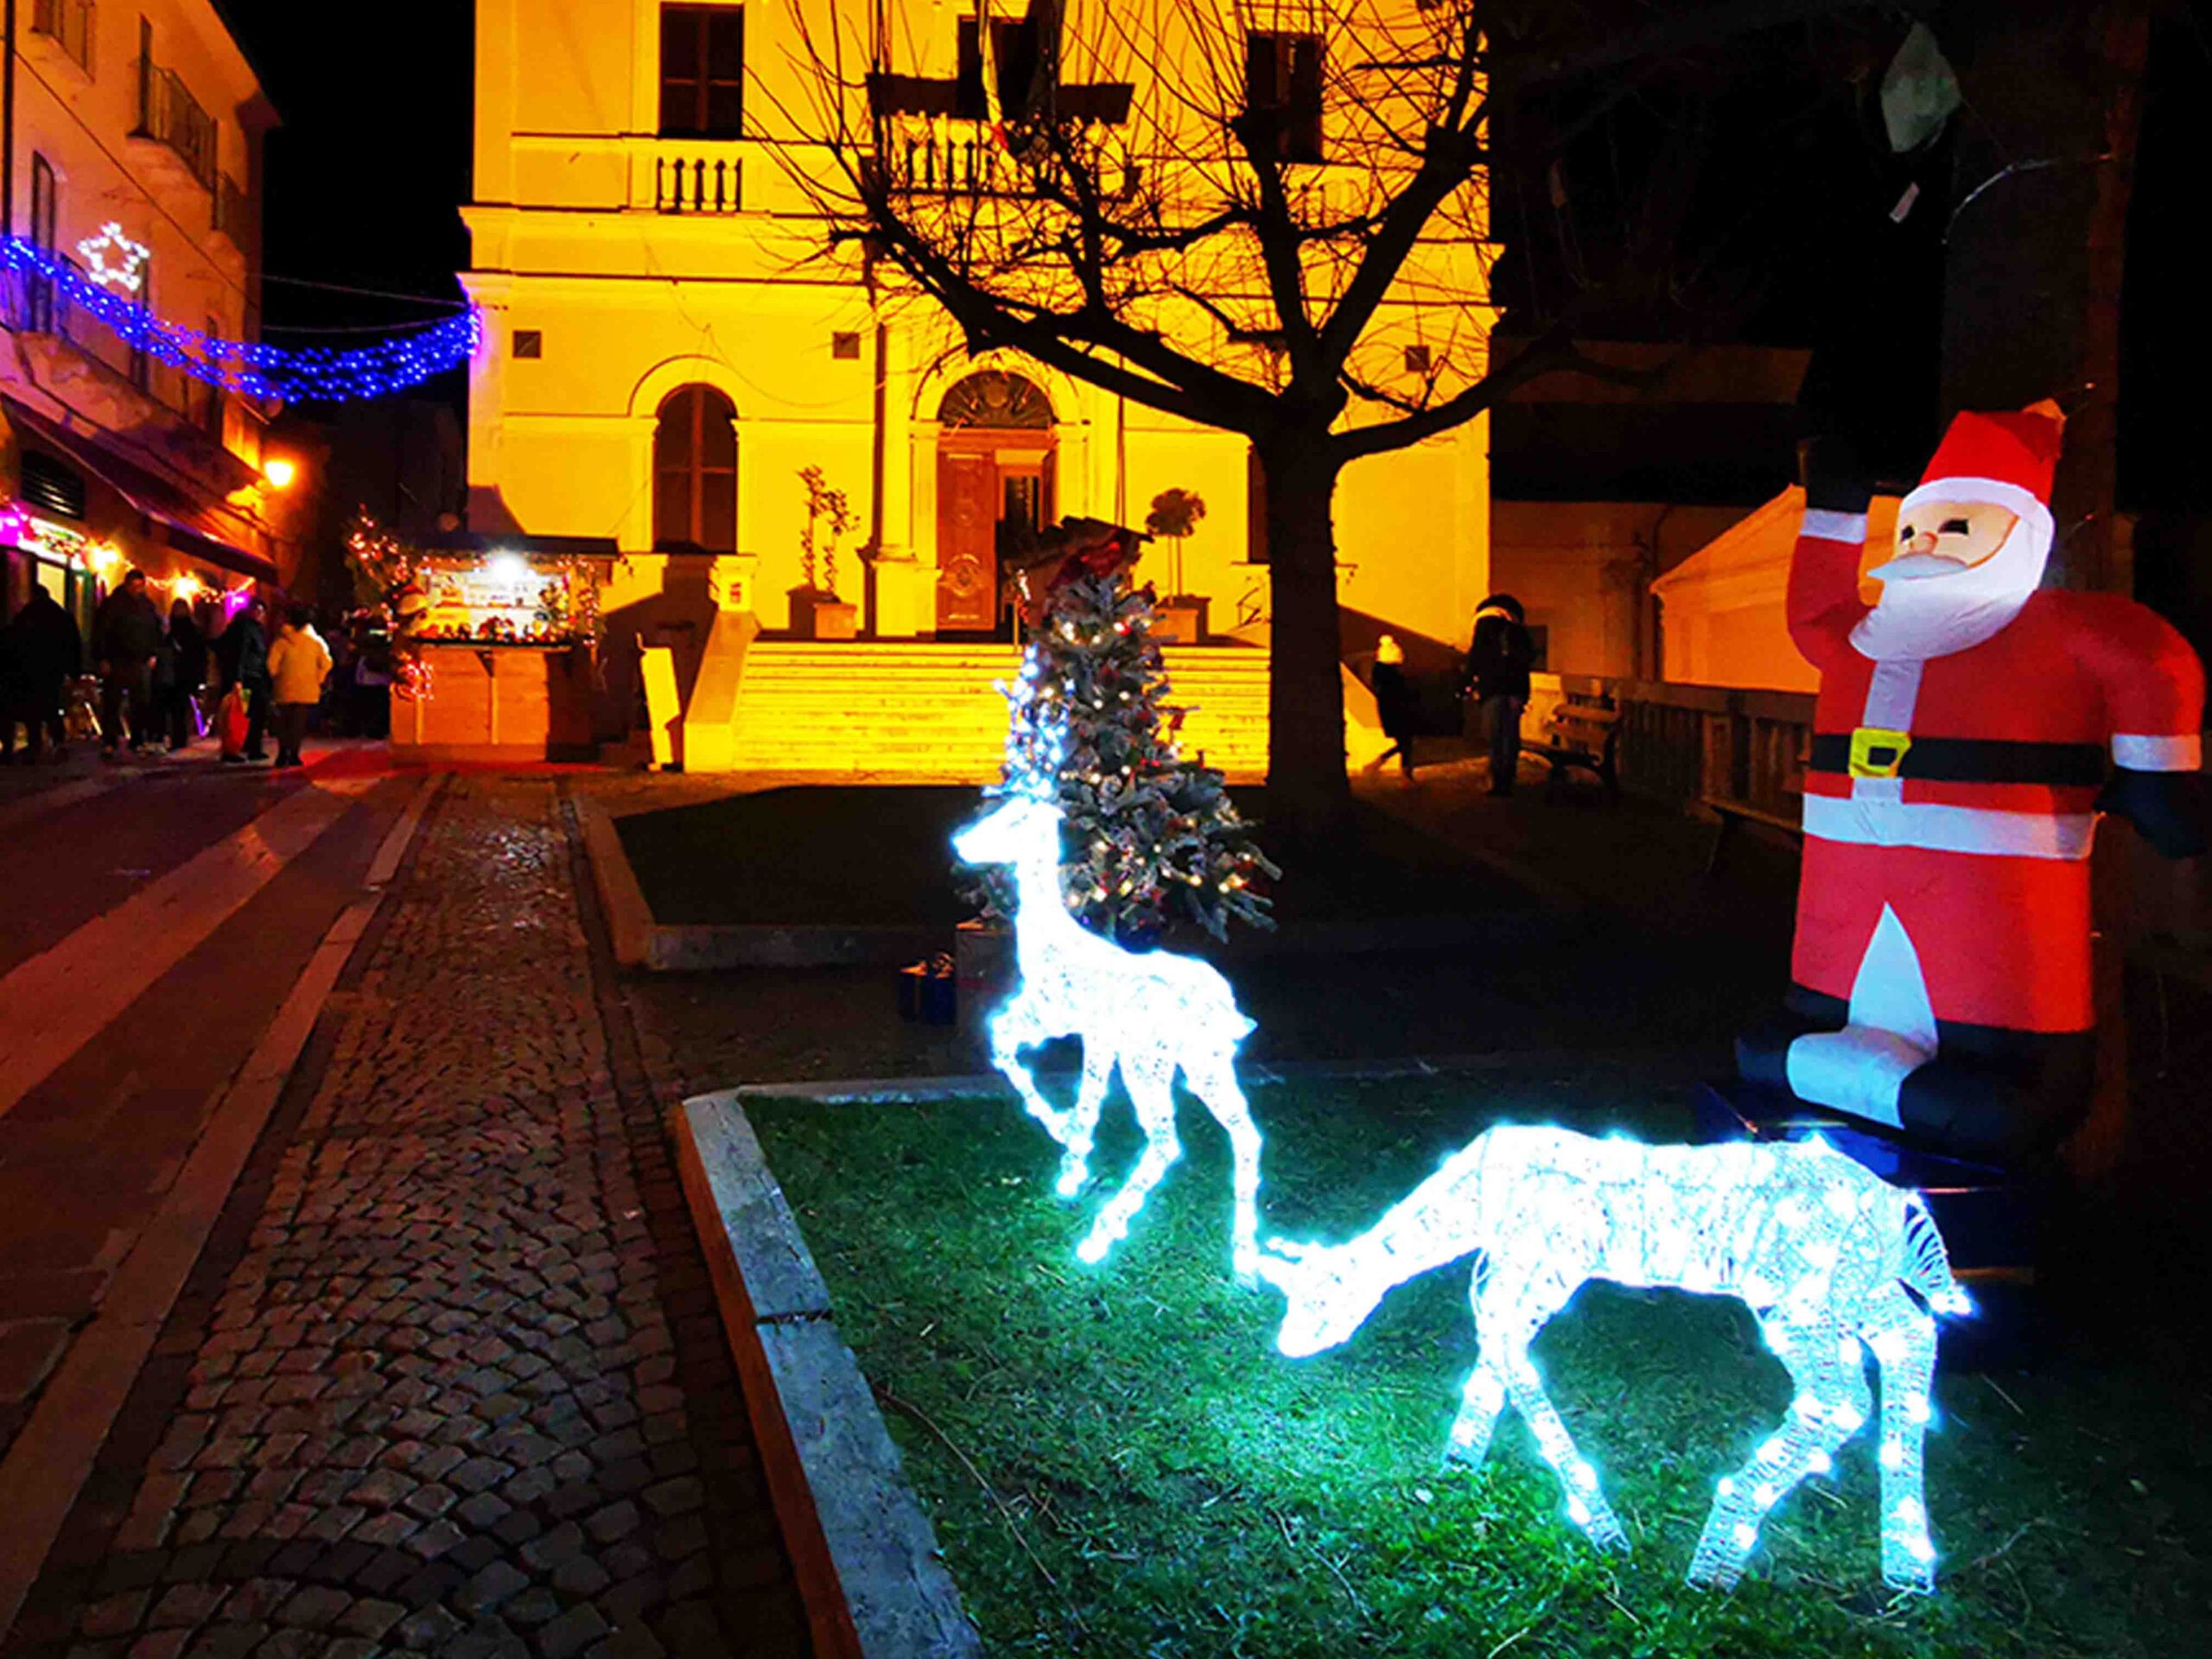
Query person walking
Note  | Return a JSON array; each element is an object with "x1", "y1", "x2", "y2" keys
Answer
[
  {"x1": 159, "y1": 597, "x2": 208, "y2": 751},
  {"x1": 215, "y1": 599, "x2": 273, "y2": 764},
  {"x1": 264, "y1": 603, "x2": 332, "y2": 770},
  {"x1": 0, "y1": 582, "x2": 82, "y2": 764},
  {"x1": 1367, "y1": 633, "x2": 1421, "y2": 780},
  {"x1": 1461, "y1": 593, "x2": 1535, "y2": 797},
  {"x1": 92, "y1": 569, "x2": 164, "y2": 756}
]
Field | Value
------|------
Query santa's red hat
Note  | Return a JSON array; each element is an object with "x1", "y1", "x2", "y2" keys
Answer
[{"x1": 1906, "y1": 400, "x2": 2064, "y2": 524}]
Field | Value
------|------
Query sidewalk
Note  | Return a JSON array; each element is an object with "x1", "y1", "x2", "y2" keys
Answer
[{"x1": 3, "y1": 778, "x2": 804, "y2": 1658}]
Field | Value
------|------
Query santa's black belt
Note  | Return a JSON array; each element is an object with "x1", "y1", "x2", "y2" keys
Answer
[{"x1": 1808, "y1": 732, "x2": 2107, "y2": 785}]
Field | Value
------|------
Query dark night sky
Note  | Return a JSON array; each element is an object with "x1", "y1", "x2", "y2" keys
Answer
[{"x1": 222, "y1": 2, "x2": 474, "y2": 342}]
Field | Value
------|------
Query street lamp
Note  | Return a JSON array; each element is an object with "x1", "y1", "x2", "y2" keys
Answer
[{"x1": 262, "y1": 456, "x2": 299, "y2": 490}]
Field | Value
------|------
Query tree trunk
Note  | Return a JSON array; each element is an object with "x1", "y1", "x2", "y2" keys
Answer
[
  {"x1": 1939, "y1": 0, "x2": 2150, "y2": 1180},
  {"x1": 1257, "y1": 441, "x2": 1351, "y2": 836}
]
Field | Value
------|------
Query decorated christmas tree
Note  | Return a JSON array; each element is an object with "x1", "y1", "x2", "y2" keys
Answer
[{"x1": 972, "y1": 522, "x2": 1278, "y2": 943}]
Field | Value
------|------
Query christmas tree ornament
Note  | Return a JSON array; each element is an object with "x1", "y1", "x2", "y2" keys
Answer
[
  {"x1": 953, "y1": 779, "x2": 1268, "y2": 1276},
  {"x1": 1256, "y1": 1126, "x2": 1972, "y2": 1592},
  {"x1": 1739, "y1": 405, "x2": 2206, "y2": 1158}
]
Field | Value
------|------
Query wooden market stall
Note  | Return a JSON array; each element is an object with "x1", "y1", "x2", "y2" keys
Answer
[{"x1": 389, "y1": 549, "x2": 602, "y2": 761}]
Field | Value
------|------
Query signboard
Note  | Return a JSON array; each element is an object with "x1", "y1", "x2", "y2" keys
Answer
[{"x1": 414, "y1": 556, "x2": 580, "y2": 645}]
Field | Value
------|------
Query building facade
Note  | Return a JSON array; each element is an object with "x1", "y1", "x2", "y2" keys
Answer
[
  {"x1": 461, "y1": 0, "x2": 1494, "y2": 772},
  {"x1": 2, "y1": 0, "x2": 292, "y2": 646}
]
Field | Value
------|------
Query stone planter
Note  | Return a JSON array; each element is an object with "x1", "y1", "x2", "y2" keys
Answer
[
  {"x1": 789, "y1": 590, "x2": 858, "y2": 640},
  {"x1": 1153, "y1": 595, "x2": 1211, "y2": 644}
]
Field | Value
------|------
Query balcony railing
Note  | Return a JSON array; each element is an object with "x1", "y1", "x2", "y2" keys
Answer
[
  {"x1": 4, "y1": 257, "x2": 224, "y2": 433},
  {"x1": 213, "y1": 174, "x2": 251, "y2": 246},
  {"x1": 135, "y1": 61, "x2": 219, "y2": 192},
  {"x1": 653, "y1": 148, "x2": 743, "y2": 213},
  {"x1": 31, "y1": 0, "x2": 97, "y2": 77}
]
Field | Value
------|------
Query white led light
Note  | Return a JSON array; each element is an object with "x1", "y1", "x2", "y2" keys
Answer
[
  {"x1": 76, "y1": 222, "x2": 151, "y2": 294},
  {"x1": 1255, "y1": 1125, "x2": 1965, "y2": 1592},
  {"x1": 955, "y1": 748, "x2": 1267, "y2": 1277}
]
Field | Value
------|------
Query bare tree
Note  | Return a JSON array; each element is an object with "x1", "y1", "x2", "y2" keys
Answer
[{"x1": 760, "y1": 0, "x2": 1876, "y2": 827}]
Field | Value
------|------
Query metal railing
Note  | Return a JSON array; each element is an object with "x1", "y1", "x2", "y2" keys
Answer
[
  {"x1": 3, "y1": 258, "x2": 223, "y2": 432},
  {"x1": 135, "y1": 60, "x2": 219, "y2": 192},
  {"x1": 1526, "y1": 672, "x2": 1816, "y2": 815},
  {"x1": 31, "y1": 0, "x2": 97, "y2": 77}
]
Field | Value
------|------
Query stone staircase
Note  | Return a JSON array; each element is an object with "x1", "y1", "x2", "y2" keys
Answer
[{"x1": 709, "y1": 641, "x2": 1271, "y2": 779}]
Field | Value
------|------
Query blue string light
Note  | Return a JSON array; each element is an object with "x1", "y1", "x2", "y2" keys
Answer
[{"x1": 2, "y1": 238, "x2": 481, "y2": 404}]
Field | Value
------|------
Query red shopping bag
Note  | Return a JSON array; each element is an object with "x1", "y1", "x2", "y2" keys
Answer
[{"x1": 219, "y1": 687, "x2": 250, "y2": 758}]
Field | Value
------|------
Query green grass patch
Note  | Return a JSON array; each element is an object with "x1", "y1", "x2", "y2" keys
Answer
[
  {"x1": 615, "y1": 785, "x2": 1535, "y2": 928},
  {"x1": 749, "y1": 1076, "x2": 2209, "y2": 1657}
]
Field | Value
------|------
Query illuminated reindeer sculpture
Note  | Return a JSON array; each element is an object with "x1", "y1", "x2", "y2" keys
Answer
[
  {"x1": 953, "y1": 792, "x2": 1266, "y2": 1275},
  {"x1": 1255, "y1": 1125, "x2": 1971, "y2": 1592}
]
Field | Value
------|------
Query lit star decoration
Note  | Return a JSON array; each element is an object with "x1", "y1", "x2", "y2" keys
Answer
[
  {"x1": 1255, "y1": 1126, "x2": 1972, "y2": 1592},
  {"x1": 3, "y1": 238, "x2": 482, "y2": 403},
  {"x1": 75, "y1": 222, "x2": 151, "y2": 294},
  {"x1": 953, "y1": 702, "x2": 1268, "y2": 1276}
]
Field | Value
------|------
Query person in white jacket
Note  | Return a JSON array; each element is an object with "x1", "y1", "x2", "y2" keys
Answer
[{"x1": 264, "y1": 604, "x2": 333, "y2": 770}]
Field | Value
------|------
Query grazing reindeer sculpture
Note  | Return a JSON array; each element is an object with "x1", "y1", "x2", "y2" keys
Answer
[
  {"x1": 1255, "y1": 1125, "x2": 1972, "y2": 1592},
  {"x1": 953, "y1": 793, "x2": 1266, "y2": 1275}
]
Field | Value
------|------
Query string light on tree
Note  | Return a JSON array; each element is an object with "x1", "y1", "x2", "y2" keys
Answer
[
  {"x1": 1255, "y1": 1126, "x2": 1972, "y2": 1592},
  {"x1": 3, "y1": 238, "x2": 482, "y2": 403}
]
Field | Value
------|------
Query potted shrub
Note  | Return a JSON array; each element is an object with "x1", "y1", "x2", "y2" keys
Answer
[
  {"x1": 789, "y1": 465, "x2": 859, "y2": 639},
  {"x1": 1143, "y1": 487, "x2": 1210, "y2": 643}
]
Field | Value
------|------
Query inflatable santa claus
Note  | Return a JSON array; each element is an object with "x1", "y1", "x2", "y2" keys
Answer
[{"x1": 1738, "y1": 404, "x2": 2207, "y2": 1160}]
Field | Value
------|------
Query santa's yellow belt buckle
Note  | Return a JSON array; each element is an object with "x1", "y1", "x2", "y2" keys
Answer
[{"x1": 1849, "y1": 726, "x2": 1912, "y2": 779}]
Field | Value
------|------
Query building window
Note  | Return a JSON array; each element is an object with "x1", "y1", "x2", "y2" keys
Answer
[
  {"x1": 831, "y1": 331, "x2": 861, "y2": 361},
  {"x1": 660, "y1": 5, "x2": 746, "y2": 138},
  {"x1": 21, "y1": 451, "x2": 89, "y2": 519},
  {"x1": 955, "y1": 13, "x2": 1042, "y2": 122},
  {"x1": 512, "y1": 329, "x2": 543, "y2": 359},
  {"x1": 653, "y1": 385, "x2": 739, "y2": 552},
  {"x1": 937, "y1": 370, "x2": 1052, "y2": 431},
  {"x1": 32, "y1": 1, "x2": 98, "y2": 78},
  {"x1": 27, "y1": 155, "x2": 59, "y2": 331},
  {"x1": 1243, "y1": 31, "x2": 1324, "y2": 162}
]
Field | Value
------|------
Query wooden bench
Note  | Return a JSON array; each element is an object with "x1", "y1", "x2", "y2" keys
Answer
[
  {"x1": 1524, "y1": 701, "x2": 1621, "y2": 801},
  {"x1": 1702, "y1": 795, "x2": 1804, "y2": 874}
]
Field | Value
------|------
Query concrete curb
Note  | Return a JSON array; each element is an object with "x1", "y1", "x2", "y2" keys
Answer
[{"x1": 673, "y1": 1092, "x2": 981, "y2": 1659}]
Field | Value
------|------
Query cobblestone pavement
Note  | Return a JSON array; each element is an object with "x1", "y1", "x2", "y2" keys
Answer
[{"x1": 6, "y1": 778, "x2": 805, "y2": 1658}]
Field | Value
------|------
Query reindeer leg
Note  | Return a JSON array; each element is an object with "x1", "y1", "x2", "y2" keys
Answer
[
  {"x1": 1445, "y1": 1262, "x2": 1511, "y2": 1468},
  {"x1": 1688, "y1": 1316, "x2": 1872, "y2": 1591},
  {"x1": 1475, "y1": 1275, "x2": 1629, "y2": 1551},
  {"x1": 1074, "y1": 1052, "x2": 1180, "y2": 1265},
  {"x1": 1865, "y1": 1288, "x2": 1941, "y2": 1592},
  {"x1": 1185, "y1": 1048, "x2": 1266, "y2": 1283},
  {"x1": 988, "y1": 995, "x2": 1071, "y2": 1145},
  {"x1": 1053, "y1": 1043, "x2": 1115, "y2": 1199}
]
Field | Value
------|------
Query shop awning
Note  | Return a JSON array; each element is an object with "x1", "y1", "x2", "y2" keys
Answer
[{"x1": 1, "y1": 396, "x2": 278, "y2": 583}]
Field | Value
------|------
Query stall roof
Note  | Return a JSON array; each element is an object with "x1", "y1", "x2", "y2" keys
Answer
[
  {"x1": 416, "y1": 531, "x2": 621, "y2": 561},
  {"x1": 0, "y1": 397, "x2": 278, "y2": 582}
]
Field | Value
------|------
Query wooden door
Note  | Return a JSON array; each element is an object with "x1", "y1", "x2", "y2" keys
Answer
[{"x1": 936, "y1": 449, "x2": 997, "y2": 631}]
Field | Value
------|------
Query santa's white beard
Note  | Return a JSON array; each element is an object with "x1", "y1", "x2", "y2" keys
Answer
[{"x1": 1849, "y1": 478, "x2": 2055, "y2": 662}]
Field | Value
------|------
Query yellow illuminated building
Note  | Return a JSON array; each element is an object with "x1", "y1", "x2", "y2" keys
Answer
[{"x1": 461, "y1": 2, "x2": 1494, "y2": 772}]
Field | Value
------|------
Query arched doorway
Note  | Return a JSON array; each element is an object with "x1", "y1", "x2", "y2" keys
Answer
[
  {"x1": 935, "y1": 370, "x2": 1055, "y2": 632},
  {"x1": 652, "y1": 385, "x2": 738, "y2": 552}
]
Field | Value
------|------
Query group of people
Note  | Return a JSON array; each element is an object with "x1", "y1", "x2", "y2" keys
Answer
[
  {"x1": 0, "y1": 570, "x2": 332, "y2": 770},
  {"x1": 1368, "y1": 592, "x2": 1538, "y2": 791}
]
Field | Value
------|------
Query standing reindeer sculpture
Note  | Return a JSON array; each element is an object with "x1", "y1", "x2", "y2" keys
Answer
[
  {"x1": 1255, "y1": 1125, "x2": 1972, "y2": 1592},
  {"x1": 953, "y1": 793, "x2": 1267, "y2": 1276}
]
